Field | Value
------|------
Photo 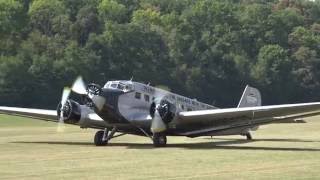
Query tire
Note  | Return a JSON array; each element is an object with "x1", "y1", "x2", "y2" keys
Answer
[
  {"x1": 246, "y1": 132, "x2": 252, "y2": 140},
  {"x1": 94, "y1": 130, "x2": 108, "y2": 146},
  {"x1": 153, "y1": 133, "x2": 167, "y2": 147}
]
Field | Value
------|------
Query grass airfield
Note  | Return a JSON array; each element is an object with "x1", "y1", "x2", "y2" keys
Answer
[{"x1": 1, "y1": 115, "x2": 320, "y2": 179}]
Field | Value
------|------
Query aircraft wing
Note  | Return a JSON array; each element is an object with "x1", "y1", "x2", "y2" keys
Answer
[
  {"x1": 0, "y1": 106, "x2": 110, "y2": 129},
  {"x1": 0, "y1": 106, "x2": 58, "y2": 122},
  {"x1": 177, "y1": 102, "x2": 320, "y2": 136}
]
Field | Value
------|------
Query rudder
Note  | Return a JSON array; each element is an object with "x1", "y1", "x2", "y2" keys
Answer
[{"x1": 237, "y1": 85, "x2": 261, "y2": 108}]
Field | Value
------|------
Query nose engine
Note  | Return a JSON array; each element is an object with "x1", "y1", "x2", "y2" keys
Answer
[{"x1": 57, "y1": 100, "x2": 81, "y2": 124}]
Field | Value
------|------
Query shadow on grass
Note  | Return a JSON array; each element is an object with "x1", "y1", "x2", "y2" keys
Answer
[
  {"x1": 11, "y1": 139, "x2": 320, "y2": 152},
  {"x1": 11, "y1": 141, "x2": 93, "y2": 146},
  {"x1": 207, "y1": 137, "x2": 320, "y2": 143}
]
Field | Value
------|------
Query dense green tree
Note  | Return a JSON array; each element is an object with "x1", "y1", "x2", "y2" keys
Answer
[
  {"x1": 29, "y1": 0, "x2": 67, "y2": 36},
  {"x1": 0, "y1": 0, "x2": 25, "y2": 35},
  {"x1": 98, "y1": 0, "x2": 127, "y2": 23},
  {"x1": 71, "y1": 5, "x2": 100, "y2": 45},
  {"x1": 1, "y1": 0, "x2": 320, "y2": 108},
  {"x1": 253, "y1": 45, "x2": 290, "y2": 85},
  {"x1": 0, "y1": 0, "x2": 26, "y2": 56},
  {"x1": 265, "y1": 8, "x2": 304, "y2": 46},
  {"x1": 252, "y1": 44, "x2": 295, "y2": 103},
  {"x1": 239, "y1": 3, "x2": 271, "y2": 58}
]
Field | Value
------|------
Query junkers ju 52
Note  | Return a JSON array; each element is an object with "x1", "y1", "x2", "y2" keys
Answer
[{"x1": 1, "y1": 77, "x2": 320, "y2": 147}]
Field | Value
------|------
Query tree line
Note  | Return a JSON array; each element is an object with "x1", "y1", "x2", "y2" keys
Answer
[{"x1": 0, "y1": 0, "x2": 320, "y2": 109}]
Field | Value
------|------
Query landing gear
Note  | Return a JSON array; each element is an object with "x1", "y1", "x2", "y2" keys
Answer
[
  {"x1": 153, "y1": 133, "x2": 167, "y2": 147},
  {"x1": 94, "y1": 129, "x2": 108, "y2": 146},
  {"x1": 94, "y1": 127, "x2": 120, "y2": 146},
  {"x1": 245, "y1": 132, "x2": 252, "y2": 140}
]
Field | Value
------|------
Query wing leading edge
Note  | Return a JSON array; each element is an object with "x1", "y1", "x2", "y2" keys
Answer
[
  {"x1": 177, "y1": 102, "x2": 320, "y2": 136},
  {"x1": 0, "y1": 106, "x2": 58, "y2": 122}
]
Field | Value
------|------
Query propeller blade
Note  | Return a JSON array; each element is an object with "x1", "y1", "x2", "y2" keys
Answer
[
  {"x1": 61, "y1": 87, "x2": 71, "y2": 107},
  {"x1": 91, "y1": 95, "x2": 106, "y2": 110},
  {"x1": 150, "y1": 91, "x2": 169, "y2": 134},
  {"x1": 151, "y1": 109, "x2": 166, "y2": 133},
  {"x1": 57, "y1": 87, "x2": 70, "y2": 133},
  {"x1": 57, "y1": 114, "x2": 65, "y2": 132},
  {"x1": 71, "y1": 76, "x2": 87, "y2": 95}
]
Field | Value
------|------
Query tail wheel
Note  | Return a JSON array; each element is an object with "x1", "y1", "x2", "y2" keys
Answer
[
  {"x1": 94, "y1": 130, "x2": 108, "y2": 146},
  {"x1": 153, "y1": 133, "x2": 167, "y2": 147}
]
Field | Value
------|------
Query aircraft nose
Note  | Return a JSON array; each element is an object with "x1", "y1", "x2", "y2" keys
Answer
[
  {"x1": 85, "y1": 85, "x2": 124, "y2": 112},
  {"x1": 100, "y1": 88, "x2": 124, "y2": 109},
  {"x1": 91, "y1": 95, "x2": 106, "y2": 110}
]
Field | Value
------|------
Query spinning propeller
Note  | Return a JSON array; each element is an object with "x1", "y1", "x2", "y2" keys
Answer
[
  {"x1": 57, "y1": 87, "x2": 71, "y2": 132},
  {"x1": 71, "y1": 76, "x2": 87, "y2": 95},
  {"x1": 57, "y1": 76, "x2": 105, "y2": 132},
  {"x1": 72, "y1": 76, "x2": 105, "y2": 110},
  {"x1": 150, "y1": 93, "x2": 176, "y2": 134}
]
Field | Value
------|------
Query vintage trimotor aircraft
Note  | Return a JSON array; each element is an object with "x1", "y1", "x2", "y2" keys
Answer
[{"x1": 1, "y1": 77, "x2": 320, "y2": 147}]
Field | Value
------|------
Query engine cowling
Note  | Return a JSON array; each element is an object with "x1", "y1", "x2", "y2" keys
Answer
[
  {"x1": 87, "y1": 83, "x2": 102, "y2": 96},
  {"x1": 150, "y1": 99, "x2": 176, "y2": 124},
  {"x1": 57, "y1": 99, "x2": 81, "y2": 124}
]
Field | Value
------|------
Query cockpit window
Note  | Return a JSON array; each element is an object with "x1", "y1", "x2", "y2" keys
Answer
[
  {"x1": 111, "y1": 83, "x2": 117, "y2": 88},
  {"x1": 118, "y1": 83, "x2": 125, "y2": 90},
  {"x1": 135, "y1": 92, "x2": 141, "y2": 99},
  {"x1": 144, "y1": 94, "x2": 150, "y2": 102},
  {"x1": 124, "y1": 84, "x2": 133, "y2": 91},
  {"x1": 105, "y1": 81, "x2": 134, "y2": 92}
]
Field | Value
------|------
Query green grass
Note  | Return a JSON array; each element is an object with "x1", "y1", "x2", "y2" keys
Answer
[{"x1": 1, "y1": 114, "x2": 320, "y2": 179}]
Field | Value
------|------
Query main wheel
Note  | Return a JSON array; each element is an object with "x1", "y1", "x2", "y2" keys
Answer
[
  {"x1": 153, "y1": 133, "x2": 167, "y2": 147},
  {"x1": 94, "y1": 130, "x2": 108, "y2": 146},
  {"x1": 246, "y1": 132, "x2": 252, "y2": 140}
]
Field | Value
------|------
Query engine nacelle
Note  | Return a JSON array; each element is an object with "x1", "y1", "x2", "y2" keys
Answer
[
  {"x1": 150, "y1": 99, "x2": 176, "y2": 124},
  {"x1": 57, "y1": 100, "x2": 81, "y2": 124}
]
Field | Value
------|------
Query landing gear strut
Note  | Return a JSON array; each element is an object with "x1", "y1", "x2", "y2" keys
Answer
[
  {"x1": 153, "y1": 133, "x2": 167, "y2": 147},
  {"x1": 94, "y1": 127, "x2": 118, "y2": 146}
]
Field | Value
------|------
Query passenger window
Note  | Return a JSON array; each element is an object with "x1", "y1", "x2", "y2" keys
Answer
[
  {"x1": 135, "y1": 92, "x2": 141, "y2": 99},
  {"x1": 144, "y1": 94, "x2": 150, "y2": 102}
]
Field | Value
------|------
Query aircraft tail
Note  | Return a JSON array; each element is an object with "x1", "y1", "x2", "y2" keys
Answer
[{"x1": 237, "y1": 85, "x2": 261, "y2": 108}]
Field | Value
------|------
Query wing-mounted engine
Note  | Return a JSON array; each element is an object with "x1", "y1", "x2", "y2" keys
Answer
[
  {"x1": 150, "y1": 98, "x2": 176, "y2": 133},
  {"x1": 57, "y1": 99, "x2": 105, "y2": 128},
  {"x1": 53, "y1": 77, "x2": 110, "y2": 131},
  {"x1": 150, "y1": 99, "x2": 176, "y2": 123},
  {"x1": 57, "y1": 99, "x2": 81, "y2": 124}
]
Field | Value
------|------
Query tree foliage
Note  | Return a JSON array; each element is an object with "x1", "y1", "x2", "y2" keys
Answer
[{"x1": 1, "y1": 0, "x2": 320, "y2": 108}]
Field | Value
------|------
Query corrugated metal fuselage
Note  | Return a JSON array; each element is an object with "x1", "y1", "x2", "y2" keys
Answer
[{"x1": 91, "y1": 81, "x2": 231, "y2": 136}]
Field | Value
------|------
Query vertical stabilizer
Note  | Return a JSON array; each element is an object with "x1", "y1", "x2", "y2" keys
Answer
[{"x1": 237, "y1": 85, "x2": 261, "y2": 108}]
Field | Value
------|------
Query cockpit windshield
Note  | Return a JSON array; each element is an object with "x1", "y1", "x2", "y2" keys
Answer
[{"x1": 104, "y1": 81, "x2": 134, "y2": 92}]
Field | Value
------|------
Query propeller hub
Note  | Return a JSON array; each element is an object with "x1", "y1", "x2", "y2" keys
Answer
[
  {"x1": 150, "y1": 99, "x2": 176, "y2": 133},
  {"x1": 87, "y1": 83, "x2": 102, "y2": 96},
  {"x1": 57, "y1": 100, "x2": 81, "y2": 124},
  {"x1": 151, "y1": 99, "x2": 176, "y2": 123}
]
